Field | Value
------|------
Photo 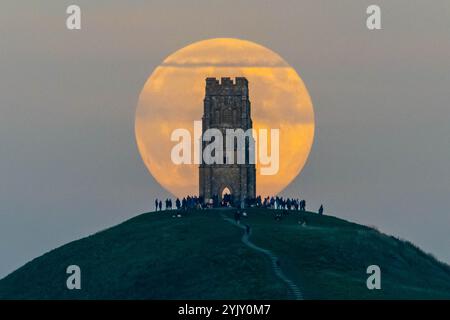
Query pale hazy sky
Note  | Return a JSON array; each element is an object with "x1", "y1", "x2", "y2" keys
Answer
[{"x1": 1, "y1": 0, "x2": 450, "y2": 278}]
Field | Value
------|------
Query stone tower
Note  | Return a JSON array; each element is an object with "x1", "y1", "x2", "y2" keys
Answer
[{"x1": 199, "y1": 77, "x2": 256, "y2": 206}]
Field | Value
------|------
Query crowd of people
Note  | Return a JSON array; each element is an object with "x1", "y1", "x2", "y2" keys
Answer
[
  {"x1": 153, "y1": 195, "x2": 325, "y2": 215},
  {"x1": 155, "y1": 196, "x2": 204, "y2": 211},
  {"x1": 246, "y1": 196, "x2": 307, "y2": 211}
]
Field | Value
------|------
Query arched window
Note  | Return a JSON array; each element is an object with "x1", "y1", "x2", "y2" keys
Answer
[{"x1": 223, "y1": 107, "x2": 232, "y2": 123}]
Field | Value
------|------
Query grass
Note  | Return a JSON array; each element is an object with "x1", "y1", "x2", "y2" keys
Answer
[
  {"x1": 1, "y1": 208, "x2": 449, "y2": 299},
  {"x1": 242, "y1": 208, "x2": 450, "y2": 299}
]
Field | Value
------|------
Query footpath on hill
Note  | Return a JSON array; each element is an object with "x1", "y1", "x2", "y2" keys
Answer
[{"x1": 221, "y1": 212, "x2": 304, "y2": 300}]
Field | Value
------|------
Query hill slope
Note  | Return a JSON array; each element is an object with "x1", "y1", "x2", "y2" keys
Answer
[{"x1": 1, "y1": 208, "x2": 450, "y2": 299}]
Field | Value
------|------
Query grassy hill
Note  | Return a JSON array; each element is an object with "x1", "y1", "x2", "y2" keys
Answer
[{"x1": 1, "y1": 208, "x2": 450, "y2": 299}]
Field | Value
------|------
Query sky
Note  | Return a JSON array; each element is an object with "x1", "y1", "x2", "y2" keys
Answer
[{"x1": 1, "y1": 0, "x2": 450, "y2": 278}]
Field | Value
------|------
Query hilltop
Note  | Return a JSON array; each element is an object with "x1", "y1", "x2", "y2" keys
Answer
[{"x1": 1, "y1": 208, "x2": 450, "y2": 299}]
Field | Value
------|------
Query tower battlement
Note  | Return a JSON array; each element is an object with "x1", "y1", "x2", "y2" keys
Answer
[{"x1": 205, "y1": 77, "x2": 248, "y2": 96}]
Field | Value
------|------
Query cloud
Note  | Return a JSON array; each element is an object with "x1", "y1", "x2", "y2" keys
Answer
[{"x1": 160, "y1": 62, "x2": 290, "y2": 68}]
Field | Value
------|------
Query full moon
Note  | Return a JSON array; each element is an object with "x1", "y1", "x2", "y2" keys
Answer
[{"x1": 135, "y1": 38, "x2": 315, "y2": 197}]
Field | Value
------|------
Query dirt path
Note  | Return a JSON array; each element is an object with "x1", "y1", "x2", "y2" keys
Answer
[{"x1": 221, "y1": 214, "x2": 303, "y2": 300}]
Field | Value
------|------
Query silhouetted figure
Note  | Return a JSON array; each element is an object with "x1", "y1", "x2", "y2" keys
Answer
[
  {"x1": 159, "y1": 200, "x2": 162, "y2": 211},
  {"x1": 276, "y1": 259, "x2": 281, "y2": 267},
  {"x1": 155, "y1": 199, "x2": 158, "y2": 212},
  {"x1": 318, "y1": 204, "x2": 324, "y2": 215},
  {"x1": 275, "y1": 212, "x2": 282, "y2": 221},
  {"x1": 300, "y1": 200, "x2": 306, "y2": 211},
  {"x1": 176, "y1": 198, "x2": 181, "y2": 210},
  {"x1": 234, "y1": 210, "x2": 241, "y2": 224}
]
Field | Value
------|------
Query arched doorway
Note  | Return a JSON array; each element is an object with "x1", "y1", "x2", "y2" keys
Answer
[{"x1": 221, "y1": 186, "x2": 233, "y2": 207}]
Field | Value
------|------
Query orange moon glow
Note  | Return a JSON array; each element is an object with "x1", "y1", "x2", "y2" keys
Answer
[{"x1": 135, "y1": 38, "x2": 315, "y2": 197}]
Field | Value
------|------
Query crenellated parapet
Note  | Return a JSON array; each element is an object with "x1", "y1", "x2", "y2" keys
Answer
[{"x1": 205, "y1": 77, "x2": 248, "y2": 96}]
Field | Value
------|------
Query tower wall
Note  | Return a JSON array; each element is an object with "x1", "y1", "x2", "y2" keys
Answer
[{"x1": 199, "y1": 77, "x2": 256, "y2": 206}]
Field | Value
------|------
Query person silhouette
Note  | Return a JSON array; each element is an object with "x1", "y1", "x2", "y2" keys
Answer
[
  {"x1": 155, "y1": 199, "x2": 158, "y2": 212},
  {"x1": 235, "y1": 210, "x2": 241, "y2": 224},
  {"x1": 318, "y1": 204, "x2": 324, "y2": 215},
  {"x1": 159, "y1": 200, "x2": 162, "y2": 211}
]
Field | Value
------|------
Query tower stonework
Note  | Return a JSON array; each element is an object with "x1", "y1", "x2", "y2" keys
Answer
[{"x1": 199, "y1": 77, "x2": 256, "y2": 206}]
